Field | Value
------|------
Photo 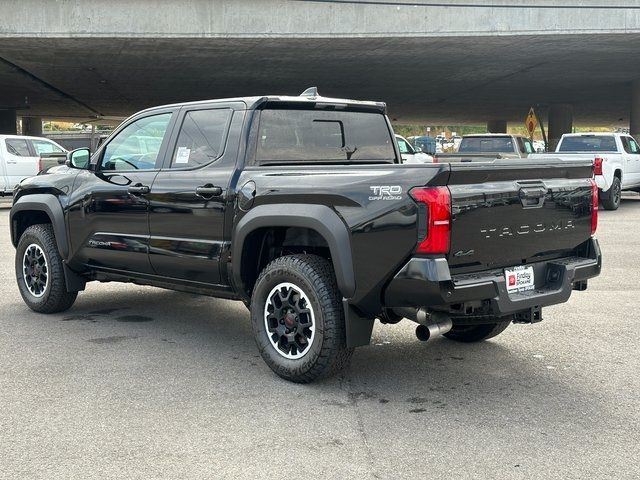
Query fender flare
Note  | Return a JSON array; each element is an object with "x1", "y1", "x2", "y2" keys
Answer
[
  {"x1": 10, "y1": 194, "x2": 69, "y2": 259},
  {"x1": 232, "y1": 204, "x2": 356, "y2": 299}
]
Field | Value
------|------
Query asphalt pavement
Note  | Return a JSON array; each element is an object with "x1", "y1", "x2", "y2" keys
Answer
[{"x1": 0, "y1": 197, "x2": 638, "y2": 479}]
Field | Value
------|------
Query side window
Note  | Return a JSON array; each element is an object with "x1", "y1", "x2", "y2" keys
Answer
[
  {"x1": 171, "y1": 109, "x2": 232, "y2": 168},
  {"x1": 32, "y1": 139, "x2": 65, "y2": 155},
  {"x1": 397, "y1": 138, "x2": 409, "y2": 154},
  {"x1": 101, "y1": 113, "x2": 172, "y2": 171},
  {"x1": 623, "y1": 136, "x2": 640, "y2": 154},
  {"x1": 6, "y1": 139, "x2": 31, "y2": 156},
  {"x1": 523, "y1": 138, "x2": 535, "y2": 154}
]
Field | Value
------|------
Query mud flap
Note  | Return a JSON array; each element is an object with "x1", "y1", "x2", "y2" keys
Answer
[{"x1": 343, "y1": 299, "x2": 374, "y2": 348}]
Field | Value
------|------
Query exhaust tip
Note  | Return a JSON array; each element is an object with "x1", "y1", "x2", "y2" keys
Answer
[{"x1": 415, "y1": 324, "x2": 431, "y2": 342}]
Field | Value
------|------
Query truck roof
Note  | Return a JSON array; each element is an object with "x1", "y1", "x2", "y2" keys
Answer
[
  {"x1": 560, "y1": 132, "x2": 619, "y2": 137},
  {"x1": 463, "y1": 133, "x2": 527, "y2": 138},
  {"x1": 137, "y1": 88, "x2": 387, "y2": 116}
]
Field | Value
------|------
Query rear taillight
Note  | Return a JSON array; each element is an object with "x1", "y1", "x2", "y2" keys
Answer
[
  {"x1": 37, "y1": 158, "x2": 43, "y2": 172},
  {"x1": 432, "y1": 156, "x2": 439, "y2": 163},
  {"x1": 593, "y1": 157, "x2": 603, "y2": 176},
  {"x1": 590, "y1": 179, "x2": 598, "y2": 235},
  {"x1": 409, "y1": 186, "x2": 451, "y2": 254}
]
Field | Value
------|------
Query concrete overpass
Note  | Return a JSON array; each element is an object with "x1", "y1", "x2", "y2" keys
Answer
[{"x1": 2, "y1": 0, "x2": 640, "y2": 145}]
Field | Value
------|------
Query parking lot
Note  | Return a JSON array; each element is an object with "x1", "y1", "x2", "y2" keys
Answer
[{"x1": 0, "y1": 197, "x2": 638, "y2": 479}]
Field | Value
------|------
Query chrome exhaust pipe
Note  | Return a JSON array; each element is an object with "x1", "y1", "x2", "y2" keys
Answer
[{"x1": 414, "y1": 308, "x2": 453, "y2": 342}]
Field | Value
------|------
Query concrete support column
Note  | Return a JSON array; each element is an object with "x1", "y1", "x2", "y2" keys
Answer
[
  {"x1": 631, "y1": 80, "x2": 640, "y2": 140},
  {"x1": 22, "y1": 116, "x2": 43, "y2": 136},
  {"x1": 487, "y1": 120, "x2": 507, "y2": 134},
  {"x1": 0, "y1": 110, "x2": 17, "y2": 134},
  {"x1": 548, "y1": 104, "x2": 573, "y2": 151}
]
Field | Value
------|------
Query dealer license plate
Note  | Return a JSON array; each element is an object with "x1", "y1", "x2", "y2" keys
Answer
[{"x1": 505, "y1": 266, "x2": 535, "y2": 293}]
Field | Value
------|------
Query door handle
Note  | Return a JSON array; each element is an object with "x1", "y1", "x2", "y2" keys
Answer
[
  {"x1": 128, "y1": 183, "x2": 150, "y2": 195},
  {"x1": 195, "y1": 184, "x2": 223, "y2": 198}
]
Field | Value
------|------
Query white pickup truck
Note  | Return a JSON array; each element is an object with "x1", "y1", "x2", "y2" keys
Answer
[
  {"x1": 531, "y1": 133, "x2": 640, "y2": 210},
  {"x1": 0, "y1": 135, "x2": 67, "y2": 196}
]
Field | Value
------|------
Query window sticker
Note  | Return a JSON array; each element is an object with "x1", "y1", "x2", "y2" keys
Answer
[{"x1": 175, "y1": 146, "x2": 191, "y2": 164}]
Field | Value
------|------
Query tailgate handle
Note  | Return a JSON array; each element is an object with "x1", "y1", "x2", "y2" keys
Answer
[{"x1": 518, "y1": 186, "x2": 547, "y2": 208}]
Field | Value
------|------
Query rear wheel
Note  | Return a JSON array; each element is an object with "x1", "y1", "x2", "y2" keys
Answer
[
  {"x1": 15, "y1": 224, "x2": 77, "y2": 313},
  {"x1": 250, "y1": 254, "x2": 354, "y2": 383},
  {"x1": 601, "y1": 176, "x2": 621, "y2": 210},
  {"x1": 443, "y1": 318, "x2": 512, "y2": 343}
]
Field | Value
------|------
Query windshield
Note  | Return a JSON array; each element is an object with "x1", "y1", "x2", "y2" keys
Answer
[
  {"x1": 558, "y1": 136, "x2": 617, "y2": 152},
  {"x1": 255, "y1": 108, "x2": 395, "y2": 165},
  {"x1": 458, "y1": 137, "x2": 515, "y2": 153}
]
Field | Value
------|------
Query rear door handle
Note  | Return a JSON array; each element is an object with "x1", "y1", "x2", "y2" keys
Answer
[
  {"x1": 195, "y1": 184, "x2": 223, "y2": 198},
  {"x1": 128, "y1": 184, "x2": 150, "y2": 195}
]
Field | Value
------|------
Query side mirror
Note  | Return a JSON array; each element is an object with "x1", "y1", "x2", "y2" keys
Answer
[
  {"x1": 415, "y1": 146, "x2": 423, "y2": 153},
  {"x1": 66, "y1": 148, "x2": 91, "y2": 169}
]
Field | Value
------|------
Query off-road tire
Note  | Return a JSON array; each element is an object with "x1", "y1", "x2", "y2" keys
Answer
[
  {"x1": 443, "y1": 319, "x2": 512, "y2": 343},
  {"x1": 601, "y1": 176, "x2": 621, "y2": 211},
  {"x1": 16, "y1": 224, "x2": 77, "y2": 313},
  {"x1": 250, "y1": 254, "x2": 354, "y2": 383}
]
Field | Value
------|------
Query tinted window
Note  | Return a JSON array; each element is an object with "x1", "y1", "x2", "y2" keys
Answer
[
  {"x1": 101, "y1": 113, "x2": 172, "y2": 171},
  {"x1": 458, "y1": 137, "x2": 515, "y2": 153},
  {"x1": 558, "y1": 136, "x2": 617, "y2": 152},
  {"x1": 255, "y1": 109, "x2": 395, "y2": 164},
  {"x1": 32, "y1": 139, "x2": 65, "y2": 155},
  {"x1": 622, "y1": 136, "x2": 640, "y2": 154},
  {"x1": 6, "y1": 138, "x2": 30, "y2": 156},
  {"x1": 171, "y1": 109, "x2": 232, "y2": 168}
]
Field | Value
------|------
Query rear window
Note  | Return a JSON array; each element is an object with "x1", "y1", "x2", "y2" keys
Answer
[
  {"x1": 458, "y1": 137, "x2": 515, "y2": 153},
  {"x1": 558, "y1": 136, "x2": 617, "y2": 152},
  {"x1": 255, "y1": 109, "x2": 395, "y2": 165}
]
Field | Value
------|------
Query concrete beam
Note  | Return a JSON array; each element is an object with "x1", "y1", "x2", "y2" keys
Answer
[
  {"x1": 631, "y1": 80, "x2": 640, "y2": 140},
  {"x1": 2, "y1": 1, "x2": 640, "y2": 39},
  {"x1": 22, "y1": 116, "x2": 42, "y2": 136},
  {"x1": 0, "y1": 110, "x2": 17, "y2": 134},
  {"x1": 487, "y1": 120, "x2": 507, "y2": 134},
  {"x1": 548, "y1": 104, "x2": 574, "y2": 151}
]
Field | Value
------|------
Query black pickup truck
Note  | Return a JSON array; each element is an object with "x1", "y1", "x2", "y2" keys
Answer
[{"x1": 10, "y1": 89, "x2": 601, "y2": 382}]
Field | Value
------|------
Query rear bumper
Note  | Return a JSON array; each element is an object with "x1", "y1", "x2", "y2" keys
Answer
[{"x1": 383, "y1": 238, "x2": 601, "y2": 317}]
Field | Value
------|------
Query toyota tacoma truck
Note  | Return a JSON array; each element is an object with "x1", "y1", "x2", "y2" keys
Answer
[
  {"x1": 531, "y1": 132, "x2": 640, "y2": 210},
  {"x1": 10, "y1": 89, "x2": 601, "y2": 383}
]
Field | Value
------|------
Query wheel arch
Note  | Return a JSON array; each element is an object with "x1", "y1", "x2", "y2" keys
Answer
[
  {"x1": 10, "y1": 194, "x2": 69, "y2": 259},
  {"x1": 232, "y1": 204, "x2": 356, "y2": 300}
]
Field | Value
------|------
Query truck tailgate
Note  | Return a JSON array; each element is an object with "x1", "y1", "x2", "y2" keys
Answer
[{"x1": 446, "y1": 159, "x2": 594, "y2": 272}]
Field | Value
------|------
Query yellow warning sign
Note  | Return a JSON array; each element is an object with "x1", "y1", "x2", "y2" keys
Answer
[{"x1": 525, "y1": 108, "x2": 538, "y2": 136}]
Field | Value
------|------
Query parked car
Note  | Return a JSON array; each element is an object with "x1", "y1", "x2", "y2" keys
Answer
[
  {"x1": 10, "y1": 90, "x2": 601, "y2": 383},
  {"x1": 530, "y1": 133, "x2": 640, "y2": 210},
  {"x1": 436, "y1": 134, "x2": 536, "y2": 162},
  {"x1": 396, "y1": 134, "x2": 434, "y2": 163},
  {"x1": 0, "y1": 135, "x2": 67, "y2": 195},
  {"x1": 407, "y1": 135, "x2": 437, "y2": 155}
]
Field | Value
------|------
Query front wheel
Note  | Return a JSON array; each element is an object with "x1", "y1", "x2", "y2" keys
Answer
[
  {"x1": 443, "y1": 319, "x2": 512, "y2": 343},
  {"x1": 250, "y1": 254, "x2": 354, "y2": 383},
  {"x1": 15, "y1": 224, "x2": 78, "y2": 313},
  {"x1": 601, "y1": 176, "x2": 621, "y2": 210}
]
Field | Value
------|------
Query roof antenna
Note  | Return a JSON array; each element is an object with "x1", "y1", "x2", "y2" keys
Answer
[{"x1": 300, "y1": 87, "x2": 318, "y2": 98}]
